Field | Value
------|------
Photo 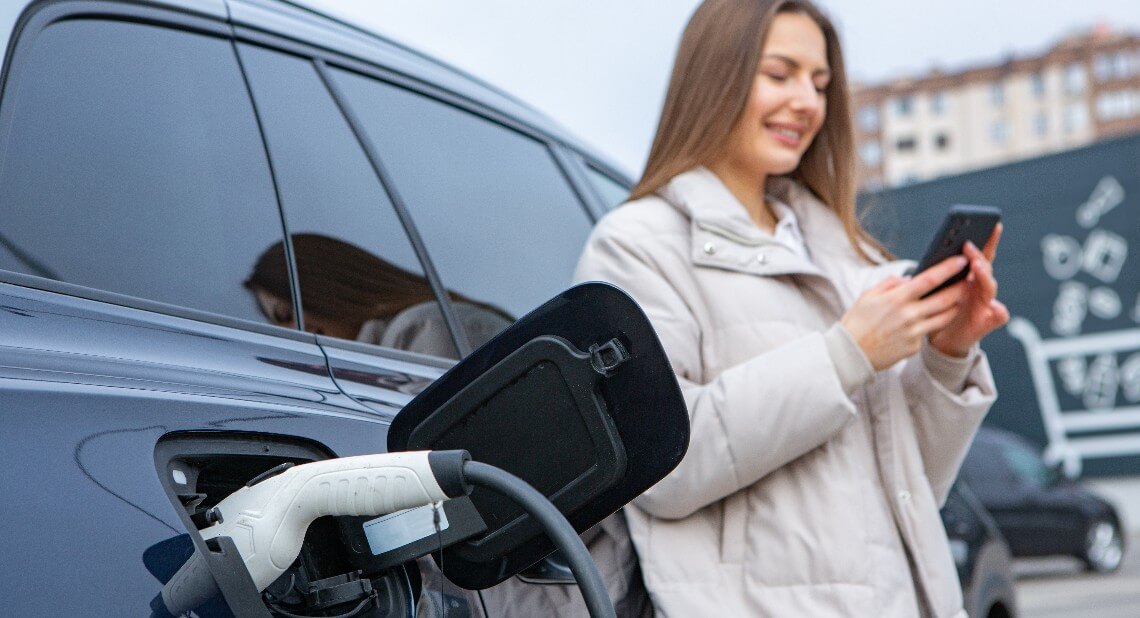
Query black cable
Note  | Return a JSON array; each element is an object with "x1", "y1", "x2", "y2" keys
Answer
[
  {"x1": 460, "y1": 461, "x2": 616, "y2": 618},
  {"x1": 267, "y1": 593, "x2": 373, "y2": 618}
]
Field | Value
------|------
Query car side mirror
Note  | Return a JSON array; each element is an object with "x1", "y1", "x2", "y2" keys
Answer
[{"x1": 387, "y1": 282, "x2": 689, "y2": 589}]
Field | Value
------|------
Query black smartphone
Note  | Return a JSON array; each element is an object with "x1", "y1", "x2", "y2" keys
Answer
[{"x1": 912, "y1": 205, "x2": 1001, "y2": 298}]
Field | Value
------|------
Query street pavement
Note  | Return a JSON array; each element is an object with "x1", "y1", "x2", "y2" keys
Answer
[{"x1": 1015, "y1": 532, "x2": 1140, "y2": 618}]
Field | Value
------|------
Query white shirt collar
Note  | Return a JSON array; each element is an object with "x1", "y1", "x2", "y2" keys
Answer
[{"x1": 769, "y1": 198, "x2": 812, "y2": 262}]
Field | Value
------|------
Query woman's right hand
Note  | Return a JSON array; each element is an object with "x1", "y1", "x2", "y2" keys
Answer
[{"x1": 840, "y1": 256, "x2": 970, "y2": 370}]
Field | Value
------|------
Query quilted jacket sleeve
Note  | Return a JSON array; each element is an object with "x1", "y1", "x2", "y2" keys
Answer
[{"x1": 901, "y1": 341, "x2": 996, "y2": 505}]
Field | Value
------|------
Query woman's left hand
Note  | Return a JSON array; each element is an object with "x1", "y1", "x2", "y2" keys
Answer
[{"x1": 927, "y1": 224, "x2": 1010, "y2": 358}]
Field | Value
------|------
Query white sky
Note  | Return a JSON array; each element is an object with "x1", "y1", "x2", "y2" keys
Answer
[{"x1": 302, "y1": 0, "x2": 1140, "y2": 176}]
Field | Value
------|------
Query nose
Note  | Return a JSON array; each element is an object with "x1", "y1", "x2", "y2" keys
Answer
[{"x1": 788, "y1": 77, "x2": 823, "y2": 116}]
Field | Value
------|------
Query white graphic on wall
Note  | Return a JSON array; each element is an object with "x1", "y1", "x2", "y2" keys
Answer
[
  {"x1": 1051, "y1": 281, "x2": 1087, "y2": 336},
  {"x1": 1076, "y1": 175, "x2": 1125, "y2": 228},
  {"x1": 1009, "y1": 319, "x2": 1140, "y2": 478},
  {"x1": 1010, "y1": 176, "x2": 1140, "y2": 477},
  {"x1": 1089, "y1": 287, "x2": 1122, "y2": 320}
]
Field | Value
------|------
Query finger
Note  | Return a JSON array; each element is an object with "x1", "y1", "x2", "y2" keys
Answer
[
  {"x1": 964, "y1": 299, "x2": 1011, "y2": 343},
  {"x1": 982, "y1": 222, "x2": 1002, "y2": 262},
  {"x1": 914, "y1": 304, "x2": 959, "y2": 336},
  {"x1": 914, "y1": 279, "x2": 965, "y2": 318},
  {"x1": 969, "y1": 255, "x2": 998, "y2": 299},
  {"x1": 990, "y1": 299, "x2": 1010, "y2": 325},
  {"x1": 904, "y1": 255, "x2": 969, "y2": 299},
  {"x1": 871, "y1": 276, "x2": 907, "y2": 294}
]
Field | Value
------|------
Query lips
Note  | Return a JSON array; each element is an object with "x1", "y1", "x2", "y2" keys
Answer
[{"x1": 766, "y1": 122, "x2": 806, "y2": 147}]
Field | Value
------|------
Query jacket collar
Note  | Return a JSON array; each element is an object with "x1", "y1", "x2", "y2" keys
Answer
[{"x1": 656, "y1": 167, "x2": 878, "y2": 309}]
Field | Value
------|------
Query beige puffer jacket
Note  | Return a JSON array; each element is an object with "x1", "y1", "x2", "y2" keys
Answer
[{"x1": 573, "y1": 168, "x2": 997, "y2": 617}]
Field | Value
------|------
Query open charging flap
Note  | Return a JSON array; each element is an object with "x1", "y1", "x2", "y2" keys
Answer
[{"x1": 388, "y1": 282, "x2": 689, "y2": 589}]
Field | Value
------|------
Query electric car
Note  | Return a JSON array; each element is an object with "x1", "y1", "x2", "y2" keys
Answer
[{"x1": 0, "y1": 0, "x2": 636, "y2": 615}]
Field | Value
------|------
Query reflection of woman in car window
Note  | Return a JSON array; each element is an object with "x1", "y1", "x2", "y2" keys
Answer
[
  {"x1": 246, "y1": 234, "x2": 511, "y2": 359},
  {"x1": 575, "y1": 1, "x2": 1008, "y2": 616}
]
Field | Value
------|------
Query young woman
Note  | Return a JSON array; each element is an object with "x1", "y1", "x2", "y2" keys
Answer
[{"x1": 575, "y1": 1, "x2": 1008, "y2": 616}]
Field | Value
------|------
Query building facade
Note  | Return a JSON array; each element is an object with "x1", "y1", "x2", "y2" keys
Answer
[{"x1": 854, "y1": 25, "x2": 1140, "y2": 190}]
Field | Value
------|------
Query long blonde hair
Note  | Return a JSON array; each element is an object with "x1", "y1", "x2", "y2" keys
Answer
[{"x1": 632, "y1": 0, "x2": 888, "y2": 262}]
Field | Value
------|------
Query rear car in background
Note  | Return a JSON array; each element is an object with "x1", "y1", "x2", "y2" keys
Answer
[
  {"x1": 941, "y1": 481, "x2": 1018, "y2": 618},
  {"x1": 960, "y1": 427, "x2": 1126, "y2": 573}
]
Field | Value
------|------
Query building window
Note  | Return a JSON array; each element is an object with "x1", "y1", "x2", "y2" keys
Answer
[
  {"x1": 930, "y1": 92, "x2": 946, "y2": 115},
  {"x1": 1096, "y1": 89, "x2": 1140, "y2": 121},
  {"x1": 858, "y1": 105, "x2": 880, "y2": 132},
  {"x1": 1095, "y1": 93, "x2": 1114, "y2": 120},
  {"x1": 1064, "y1": 103, "x2": 1089, "y2": 133},
  {"x1": 1112, "y1": 52, "x2": 1130, "y2": 79},
  {"x1": 859, "y1": 140, "x2": 882, "y2": 166},
  {"x1": 990, "y1": 82, "x2": 1005, "y2": 106},
  {"x1": 894, "y1": 96, "x2": 914, "y2": 117},
  {"x1": 895, "y1": 136, "x2": 917, "y2": 152},
  {"x1": 1030, "y1": 72, "x2": 1046, "y2": 98},
  {"x1": 1064, "y1": 63, "x2": 1087, "y2": 95},
  {"x1": 934, "y1": 133, "x2": 950, "y2": 150},
  {"x1": 1033, "y1": 112, "x2": 1048, "y2": 138},
  {"x1": 1094, "y1": 53, "x2": 1113, "y2": 81},
  {"x1": 1094, "y1": 51, "x2": 1138, "y2": 82},
  {"x1": 990, "y1": 121, "x2": 1009, "y2": 145}
]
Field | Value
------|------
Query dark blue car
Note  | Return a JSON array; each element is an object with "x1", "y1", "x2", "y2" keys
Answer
[{"x1": 960, "y1": 427, "x2": 1125, "y2": 573}]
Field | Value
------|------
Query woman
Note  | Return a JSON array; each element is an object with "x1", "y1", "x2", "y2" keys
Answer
[{"x1": 574, "y1": 1, "x2": 1008, "y2": 616}]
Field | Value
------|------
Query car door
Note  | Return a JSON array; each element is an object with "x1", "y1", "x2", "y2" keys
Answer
[
  {"x1": 997, "y1": 438, "x2": 1086, "y2": 555},
  {"x1": 323, "y1": 63, "x2": 647, "y2": 615},
  {"x1": 232, "y1": 34, "x2": 489, "y2": 616},
  {"x1": 0, "y1": 4, "x2": 426, "y2": 614}
]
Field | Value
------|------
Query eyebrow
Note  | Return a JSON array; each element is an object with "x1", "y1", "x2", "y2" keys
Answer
[{"x1": 762, "y1": 53, "x2": 831, "y2": 78}]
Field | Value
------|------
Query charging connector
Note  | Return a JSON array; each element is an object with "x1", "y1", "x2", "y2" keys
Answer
[{"x1": 157, "y1": 450, "x2": 616, "y2": 618}]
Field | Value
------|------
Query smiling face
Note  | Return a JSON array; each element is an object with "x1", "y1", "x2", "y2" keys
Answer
[{"x1": 715, "y1": 11, "x2": 830, "y2": 183}]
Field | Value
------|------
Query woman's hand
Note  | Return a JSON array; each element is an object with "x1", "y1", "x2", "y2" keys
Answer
[
  {"x1": 928, "y1": 224, "x2": 1010, "y2": 358},
  {"x1": 841, "y1": 256, "x2": 969, "y2": 371}
]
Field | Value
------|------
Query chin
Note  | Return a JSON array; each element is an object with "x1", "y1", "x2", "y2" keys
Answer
[{"x1": 762, "y1": 155, "x2": 803, "y2": 176}]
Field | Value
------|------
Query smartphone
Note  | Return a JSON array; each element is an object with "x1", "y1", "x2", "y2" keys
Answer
[{"x1": 912, "y1": 205, "x2": 1001, "y2": 298}]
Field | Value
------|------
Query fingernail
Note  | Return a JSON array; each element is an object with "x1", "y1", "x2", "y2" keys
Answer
[{"x1": 956, "y1": 256, "x2": 969, "y2": 266}]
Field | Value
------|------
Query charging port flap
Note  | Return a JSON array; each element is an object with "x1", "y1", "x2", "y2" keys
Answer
[{"x1": 388, "y1": 282, "x2": 690, "y2": 589}]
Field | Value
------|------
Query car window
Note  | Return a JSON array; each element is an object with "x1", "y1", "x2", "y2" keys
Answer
[
  {"x1": 236, "y1": 44, "x2": 462, "y2": 358},
  {"x1": 331, "y1": 67, "x2": 592, "y2": 338},
  {"x1": 1001, "y1": 441, "x2": 1056, "y2": 488},
  {"x1": 585, "y1": 165, "x2": 631, "y2": 210},
  {"x1": 0, "y1": 20, "x2": 288, "y2": 323},
  {"x1": 959, "y1": 438, "x2": 1009, "y2": 493}
]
